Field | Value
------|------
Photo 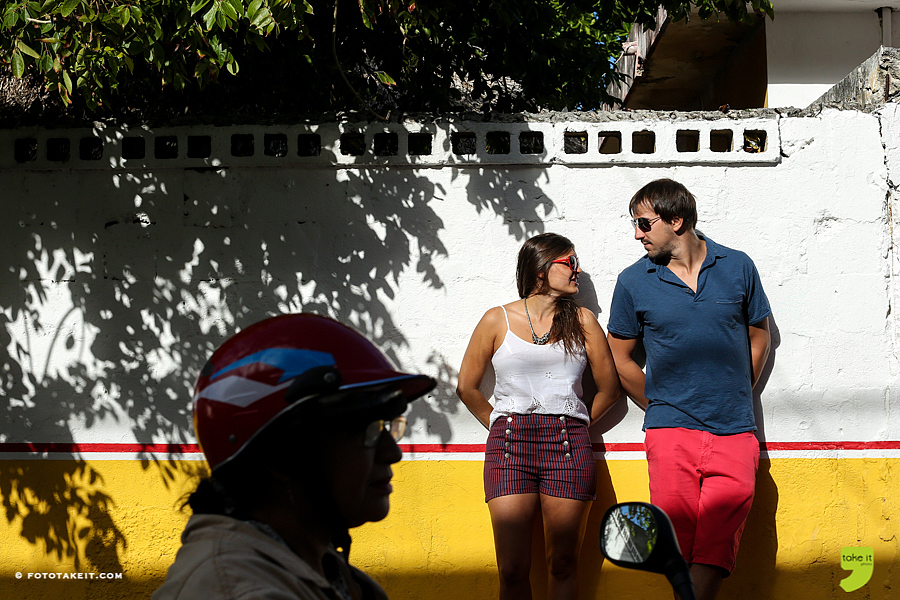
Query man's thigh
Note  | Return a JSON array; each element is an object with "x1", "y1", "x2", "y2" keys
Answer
[
  {"x1": 644, "y1": 427, "x2": 704, "y2": 561},
  {"x1": 693, "y1": 430, "x2": 760, "y2": 573}
]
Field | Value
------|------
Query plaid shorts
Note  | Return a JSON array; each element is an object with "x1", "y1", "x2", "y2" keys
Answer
[{"x1": 484, "y1": 413, "x2": 596, "y2": 502}]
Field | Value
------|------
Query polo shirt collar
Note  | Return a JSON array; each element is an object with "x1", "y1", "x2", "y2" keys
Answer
[{"x1": 641, "y1": 231, "x2": 727, "y2": 279}]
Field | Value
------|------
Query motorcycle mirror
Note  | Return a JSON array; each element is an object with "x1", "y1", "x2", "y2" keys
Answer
[{"x1": 600, "y1": 502, "x2": 697, "y2": 600}]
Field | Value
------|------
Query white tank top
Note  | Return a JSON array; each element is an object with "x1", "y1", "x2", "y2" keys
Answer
[{"x1": 489, "y1": 305, "x2": 590, "y2": 426}]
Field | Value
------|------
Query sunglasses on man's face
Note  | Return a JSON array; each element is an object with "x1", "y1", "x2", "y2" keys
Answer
[
  {"x1": 631, "y1": 216, "x2": 662, "y2": 232},
  {"x1": 362, "y1": 416, "x2": 407, "y2": 447},
  {"x1": 551, "y1": 255, "x2": 579, "y2": 271}
]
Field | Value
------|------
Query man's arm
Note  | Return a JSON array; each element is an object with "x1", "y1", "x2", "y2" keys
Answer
[
  {"x1": 606, "y1": 332, "x2": 649, "y2": 409},
  {"x1": 748, "y1": 317, "x2": 771, "y2": 388}
]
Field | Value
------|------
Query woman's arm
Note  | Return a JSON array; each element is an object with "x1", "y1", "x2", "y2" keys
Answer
[
  {"x1": 456, "y1": 307, "x2": 503, "y2": 429},
  {"x1": 581, "y1": 308, "x2": 623, "y2": 425}
]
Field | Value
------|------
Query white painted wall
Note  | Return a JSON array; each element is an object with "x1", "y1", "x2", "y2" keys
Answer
[
  {"x1": 766, "y1": 11, "x2": 883, "y2": 107},
  {"x1": 0, "y1": 108, "x2": 898, "y2": 455}
]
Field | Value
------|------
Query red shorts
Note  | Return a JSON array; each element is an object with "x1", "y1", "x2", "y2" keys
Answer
[
  {"x1": 644, "y1": 427, "x2": 759, "y2": 574},
  {"x1": 484, "y1": 414, "x2": 596, "y2": 502}
]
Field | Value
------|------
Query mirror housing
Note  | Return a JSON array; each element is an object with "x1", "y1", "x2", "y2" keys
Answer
[{"x1": 600, "y1": 502, "x2": 696, "y2": 600}]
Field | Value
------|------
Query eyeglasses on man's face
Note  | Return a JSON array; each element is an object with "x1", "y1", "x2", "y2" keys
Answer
[
  {"x1": 631, "y1": 216, "x2": 662, "y2": 232},
  {"x1": 362, "y1": 416, "x2": 407, "y2": 447},
  {"x1": 551, "y1": 255, "x2": 579, "y2": 272}
]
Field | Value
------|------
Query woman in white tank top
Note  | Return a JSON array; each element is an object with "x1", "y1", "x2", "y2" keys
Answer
[{"x1": 457, "y1": 233, "x2": 621, "y2": 600}]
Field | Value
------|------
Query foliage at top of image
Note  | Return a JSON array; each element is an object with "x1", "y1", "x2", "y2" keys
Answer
[{"x1": 0, "y1": 0, "x2": 773, "y2": 122}]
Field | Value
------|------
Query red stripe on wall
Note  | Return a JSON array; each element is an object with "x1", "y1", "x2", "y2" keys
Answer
[{"x1": 2, "y1": 440, "x2": 900, "y2": 455}]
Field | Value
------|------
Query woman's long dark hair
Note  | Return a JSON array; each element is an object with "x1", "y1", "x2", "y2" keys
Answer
[{"x1": 516, "y1": 233, "x2": 586, "y2": 355}]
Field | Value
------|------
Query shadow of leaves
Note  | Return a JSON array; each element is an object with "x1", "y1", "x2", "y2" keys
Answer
[{"x1": 0, "y1": 146, "x2": 553, "y2": 569}]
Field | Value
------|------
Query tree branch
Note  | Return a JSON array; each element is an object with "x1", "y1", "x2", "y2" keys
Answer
[{"x1": 332, "y1": 0, "x2": 387, "y2": 121}]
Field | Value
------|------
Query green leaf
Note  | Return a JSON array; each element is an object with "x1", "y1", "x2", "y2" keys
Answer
[
  {"x1": 11, "y1": 51, "x2": 24, "y2": 78},
  {"x1": 358, "y1": 0, "x2": 375, "y2": 28},
  {"x1": 220, "y1": 0, "x2": 238, "y2": 21},
  {"x1": 16, "y1": 39, "x2": 41, "y2": 59},
  {"x1": 202, "y1": 4, "x2": 217, "y2": 29},
  {"x1": 190, "y1": 0, "x2": 211, "y2": 16},
  {"x1": 247, "y1": 0, "x2": 262, "y2": 19},
  {"x1": 251, "y1": 7, "x2": 271, "y2": 29},
  {"x1": 227, "y1": 0, "x2": 243, "y2": 17},
  {"x1": 62, "y1": 68, "x2": 72, "y2": 93},
  {"x1": 59, "y1": 0, "x2": 79, "y2": 17},
  {"x1": 375, "y1": 71, "x2": 396, "y2": 85}
]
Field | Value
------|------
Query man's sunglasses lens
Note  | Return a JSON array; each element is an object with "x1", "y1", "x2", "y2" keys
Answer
[{"x1": 632, "y1": 217, "x2": 659, "y2": 232}]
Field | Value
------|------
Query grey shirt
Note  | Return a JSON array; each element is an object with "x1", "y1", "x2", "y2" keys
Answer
[{"x1": 152, "y1": 514, "x2": 388, "y2": 600}]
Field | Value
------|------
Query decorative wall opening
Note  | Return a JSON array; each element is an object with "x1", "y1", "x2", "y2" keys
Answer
[{"x1": 676, "y1": 130, "x2": 700, "y2": 152}]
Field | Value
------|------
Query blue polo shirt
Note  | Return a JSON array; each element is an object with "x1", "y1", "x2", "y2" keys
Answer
[{"x1": 607, "y1": 235, "x2": 771, "y2": 434}]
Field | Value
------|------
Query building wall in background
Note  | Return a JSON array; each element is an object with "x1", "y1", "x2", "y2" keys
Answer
[
  {"x1": 766, "y1": 11, "x2": 884, "y2": 107},
  {"x1": 1, "y1": 106, "x2": 899, "y2": 598}
]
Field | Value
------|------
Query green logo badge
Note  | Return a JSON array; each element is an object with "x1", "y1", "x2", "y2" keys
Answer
[{"x1": 840, "y1": 547, "x2": 873, "y2": 592}]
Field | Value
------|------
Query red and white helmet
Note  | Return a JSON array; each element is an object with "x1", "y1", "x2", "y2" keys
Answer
[{"x1": 192, "y1": 313, "x2": 436, "y2": 471}]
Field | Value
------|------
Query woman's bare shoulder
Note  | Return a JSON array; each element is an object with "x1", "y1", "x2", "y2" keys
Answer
[
  {"x1": 477, "y1": 301, "x2": 520, "y2": 332},
  {"x1": 500, "y1": 299, "x2": 523, "y2": 313},
  {"x1": 477, "y1": 305, "x2": 506, "y2": 328},
  {"x1": 577, "y1": 306, "x2": 605, "y2": 332},
  {"x1": 577, "y1": 305, "x2": 599, "y2": 322}
]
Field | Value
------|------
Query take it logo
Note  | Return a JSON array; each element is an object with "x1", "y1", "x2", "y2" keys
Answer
[{"x1": 840, "y1": 547, "x2": 874, "y2": 592}]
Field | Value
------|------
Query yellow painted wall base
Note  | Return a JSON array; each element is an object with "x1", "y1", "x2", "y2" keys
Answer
[{"x1": 0, "y1": 457, "x2": 897, "y2": 599}]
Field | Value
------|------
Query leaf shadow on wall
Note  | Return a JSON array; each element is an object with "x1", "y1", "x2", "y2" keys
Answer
[{"x1": 0, "y1": 155, "x2": 557, "y2": 573}]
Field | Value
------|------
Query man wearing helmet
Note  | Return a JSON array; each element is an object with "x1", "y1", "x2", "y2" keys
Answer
[{"x1": 153, "y1": 314, "x2": 436, "y2": 600}]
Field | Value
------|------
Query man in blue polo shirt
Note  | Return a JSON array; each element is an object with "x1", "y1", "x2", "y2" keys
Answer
[{"x1": 607, "y1": 179, "x2": 771, "y2": 600}]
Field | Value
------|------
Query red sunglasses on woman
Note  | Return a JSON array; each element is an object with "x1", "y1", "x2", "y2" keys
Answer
[{"x1": 551, "y1": 255, "x2": 579, "y2": 271}]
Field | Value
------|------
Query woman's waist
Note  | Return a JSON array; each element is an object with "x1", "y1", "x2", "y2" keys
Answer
[
  {"x1": 489, "y1": 401, "x2": 589, "y2": 426},
  {"x1": 488, "y1": 410, "x2": 589, "y2": 431}
]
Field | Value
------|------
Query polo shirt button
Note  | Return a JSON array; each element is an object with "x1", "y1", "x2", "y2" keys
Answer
[
  {"x1": 565, "y1": 453, "x2": 571, "y2": 458},
  {"x1": 563, "y1": 440, "x2": 569, "y2": 446},
  {"x1": 504, "y1": 453, "x2": 510, "y2": 458},
  {"x1": 561, "y1": 429, "x2": 567, "y2": 434},
  {"x1": 505, "y1": 429, "x2": 511, "y2": 435},
  {"x1": 507, "y1": 416, "x2": 513, "y2": 422},
  {"x1": 559, "y1": 416, "x2": 565, "y2": 421},
  {"x1": 505, "y1": 441, "x2": 510, "y2": 447}
]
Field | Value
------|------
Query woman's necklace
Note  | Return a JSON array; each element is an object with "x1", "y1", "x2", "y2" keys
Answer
[{"x1": 523, "y1": 297, "x2": 551, "y2": 345}]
